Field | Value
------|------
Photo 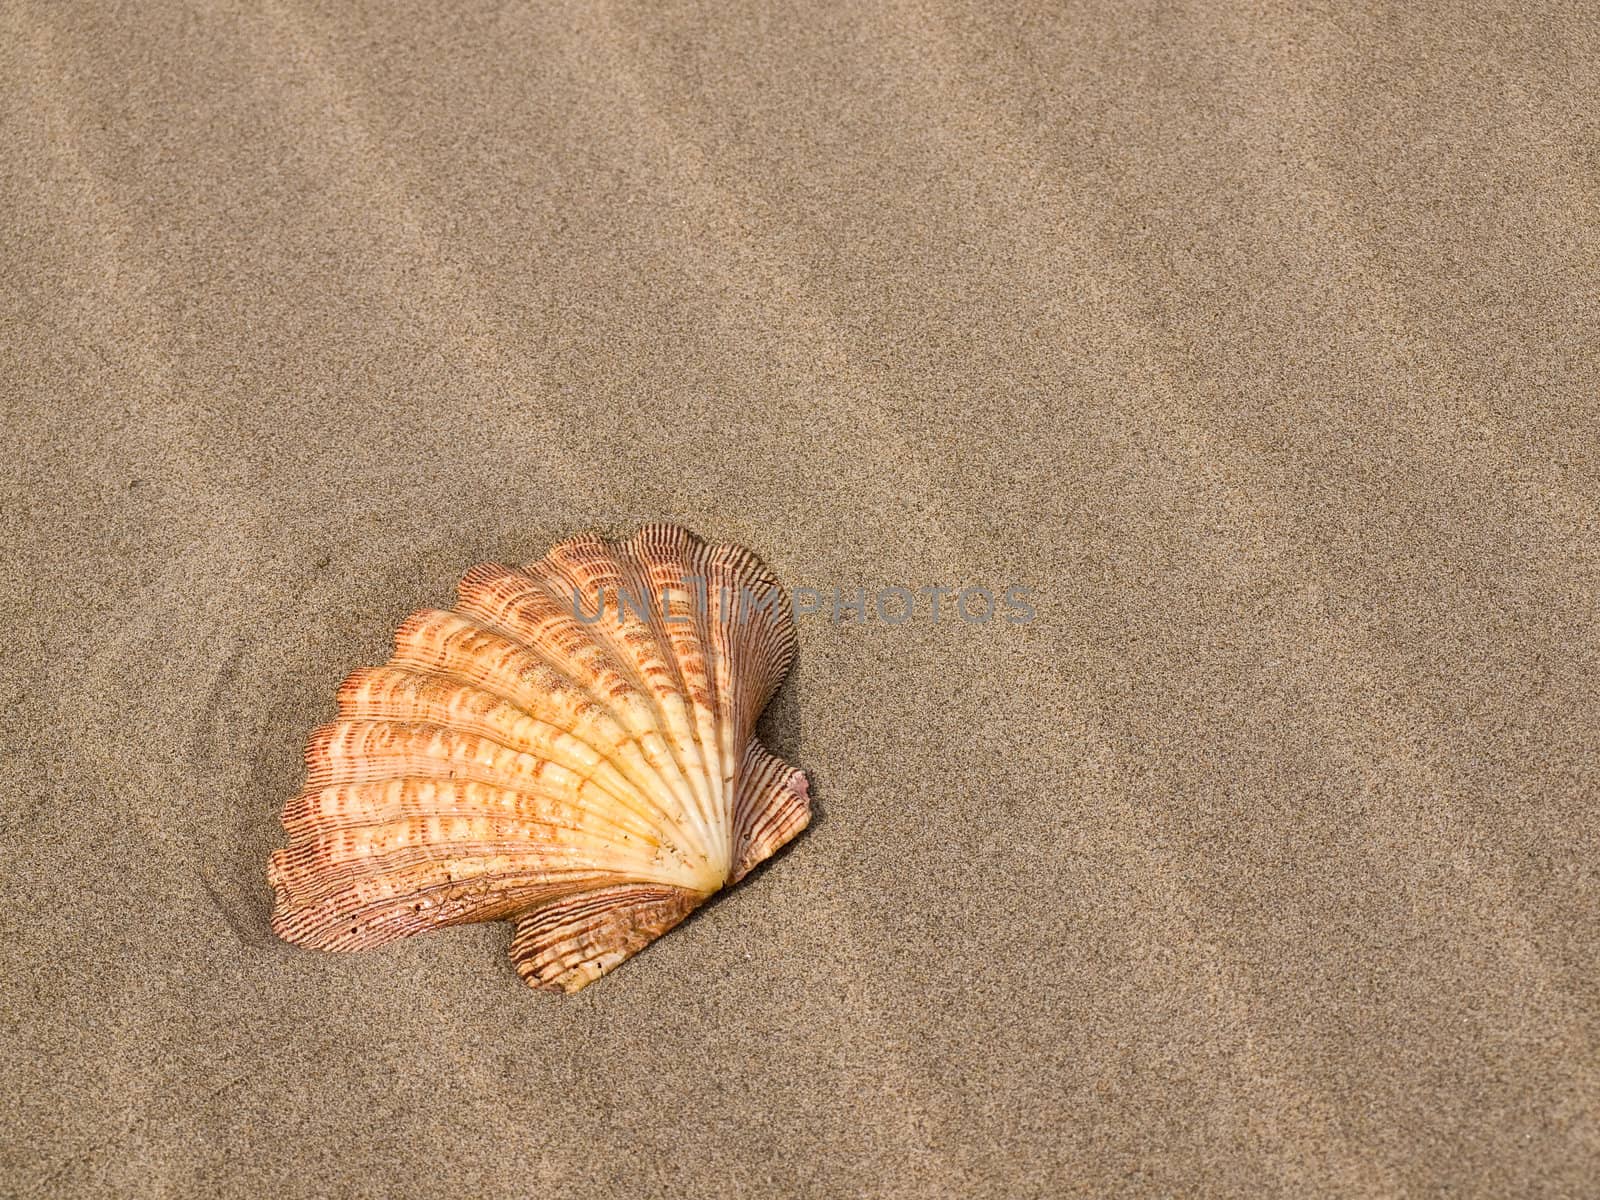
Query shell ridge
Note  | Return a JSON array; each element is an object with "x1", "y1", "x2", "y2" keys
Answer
[
  {"x1": 526, "y1": 546, "x2": 721, "y2": 874},
  {"x1": 289, "y1": 722, "x2": 691, "y2": 880},
  {"x1": 655, "y1": 535, "x2": 740, "y2": 876},
  {"x1": 315, "y1": 694, "x2": 665, "y2": 844},
  {"x1": 397, "y1": 606, "x2": 710, "y2": 863},
  {"x1": 334, "y1": 659, "x2": 673, "y2": 816},
  {"x1": 526, "y1": 544, "x2": 715, "y2": 832},
  {"x1": 455, "y1": 567, "x2": 711, "y2": 851},
  {"x1": 278, "y1": 790, "x2": 659, "y2": 864},
  {"x1": 707, "y1": 542, "x2": 797, "y2": 728},
  {"x1": 388, "y1": 608, "x2": 663, "y2": 796},
  {"x1": 617, "y1": 527, "x2": 731, "y2": 875},
  {"x1": 280, "y1": 780, "x2": 665, "y2": 863},
  {"x1": 722, "y1": 551, "x2": 798, "y2": 721},
  {"x1": 272, "y1": 835, "x2": 671, "y2": 908},
  {"x1": 693, "y1": 542, "x2": 743, "y2": 869},
  {"x1": 698, "y1": 543, "x2": 800, "y2": 860},
  {"x1": 685, "y1": 544, "x2": 737, "y2": 872},
  {"x1": 602, "y1": 538, "x2": 722, "y2": 853}
]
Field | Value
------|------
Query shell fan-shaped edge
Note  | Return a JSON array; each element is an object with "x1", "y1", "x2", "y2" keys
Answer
[{"x1": 267, "y1": 524, "x2": 811, "y2": 993}]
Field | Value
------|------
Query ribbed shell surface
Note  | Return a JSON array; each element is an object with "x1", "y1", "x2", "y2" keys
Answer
[{"x1": 268, "y1": 525, "x2": 811, "y2": 992}]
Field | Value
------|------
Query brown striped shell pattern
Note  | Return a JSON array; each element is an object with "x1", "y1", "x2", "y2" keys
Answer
[{"x1": 268, "y1": 525, "x2": 811, "y2": 993}]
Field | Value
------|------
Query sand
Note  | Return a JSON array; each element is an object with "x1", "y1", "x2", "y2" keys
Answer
[{"x1": 3, "y1": 1, "x2": 1598, "y2": 1196}]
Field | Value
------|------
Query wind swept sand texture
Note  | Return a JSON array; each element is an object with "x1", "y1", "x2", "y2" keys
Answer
[{"x1": 3, "y1": 2, "x2": 1597, "y2": 1196}]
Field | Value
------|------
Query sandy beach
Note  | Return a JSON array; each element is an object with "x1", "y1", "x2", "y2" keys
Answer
[{"x1": 4, "y1": 1, "x2": 1597, "y2": 1195}]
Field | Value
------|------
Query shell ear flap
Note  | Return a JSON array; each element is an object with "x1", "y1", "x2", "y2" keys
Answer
[
  {"x1": 506, "y1": 742, "x2": 809, "y2": 993},
  {"x1": 509, "y1": 884, "x2": 703, "y2": 992},
  {"x1": 731, "y1": 740, "x2": 811, "y2": 884}
]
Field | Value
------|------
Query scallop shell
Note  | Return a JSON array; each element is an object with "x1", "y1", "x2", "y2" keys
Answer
[{"x1": 268, "y1": 525, "x2": 811, "y2": 993}]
